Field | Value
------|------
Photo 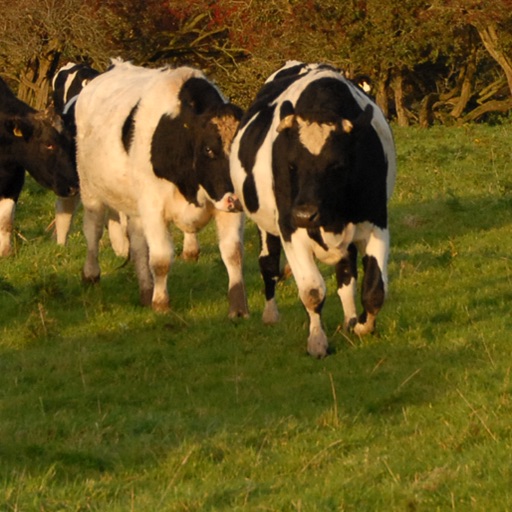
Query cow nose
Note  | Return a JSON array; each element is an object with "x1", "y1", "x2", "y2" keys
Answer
[{"x1": 292, "y1": 205, "x2": 320, "y2": 228}]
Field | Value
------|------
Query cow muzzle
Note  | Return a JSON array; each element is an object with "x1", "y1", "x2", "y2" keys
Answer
[
  {"x1": 292, "y1": 204, "x2": 320, "y2": 228},
  {"x1": 215, "y1": 193, "x2": 244, "y2": 213}
]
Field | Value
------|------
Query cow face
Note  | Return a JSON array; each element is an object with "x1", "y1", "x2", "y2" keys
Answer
[
  {"x1": 273, "y1": 110, "x2": 354, "y2": 230},
  {"x1": 194, "y1": 103, "x2": 243, "y2": 212},
  {"x1": 3, "y1": 108, "x2": 79, "y2": 197}
]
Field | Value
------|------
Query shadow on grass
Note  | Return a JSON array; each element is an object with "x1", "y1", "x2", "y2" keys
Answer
[{"x1": 0, "y1": 192, "x2": 510, "y2": 485}]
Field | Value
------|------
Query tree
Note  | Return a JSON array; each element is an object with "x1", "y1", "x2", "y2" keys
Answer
[{"x1": 0, "y1": 0, "x2": 115, "y2": 108}]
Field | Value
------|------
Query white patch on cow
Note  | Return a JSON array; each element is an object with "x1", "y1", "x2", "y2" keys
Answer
[
  {"x1": 211, "y1": 115, "x2": 239, "y2": 156},
  {"x1": 62, "y1": 95, "x2": 78, "y2": 116},
  {"x1": 0, "y1": 198, "x2": 15, "y2": 257},
  {"x1": 297, "y1": 117, "x2": 336, "y2": 156},
  {"x1": 51, "y1": 62, "x2": 75, "y2": 90}
]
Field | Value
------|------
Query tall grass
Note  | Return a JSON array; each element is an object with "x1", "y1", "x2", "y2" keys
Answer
[{"x1": 1, "y1": 123, "x2": 512, "y2": 510}]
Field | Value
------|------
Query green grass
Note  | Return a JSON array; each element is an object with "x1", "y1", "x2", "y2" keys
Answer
[{"x1": 2, "y1": 123, "x2": 512, "y2": 510}]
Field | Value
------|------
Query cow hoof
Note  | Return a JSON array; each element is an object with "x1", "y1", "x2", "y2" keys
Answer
[
  {"x1": 181, "y1": 250, "x2": 200, "y2": 262},
  {"x1": 82, "y1": 272, "x2": 100, "y2": 285},
  {"x1": 139, "y1": 289, "x2": 153, "y2": 307},
  {"x1": 152, "y1": 300, "x2": 170, "y2": 313},
  {"x1": 307, "y1": 330, "x2": 329, "y2": 359},
  {"x1": 353, "y1": 322, "x2": 375, "y2": 336},
  {"x1": 345, "y1": 317, "x2": 358, "y2": 332},
  {"x1": 353, "y1": 313, "x2": 377, "y2": 336},
  {"x1": 229, "y1": 307, "x2": 249, "y2": 319},
  {"x1": 262, "y1": 300, "x2": 279, "y2": 324}
]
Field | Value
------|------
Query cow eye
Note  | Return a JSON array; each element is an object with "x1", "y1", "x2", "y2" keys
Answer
[
  {"x1": 45, "y1": 143, "x2": 56, "y2": 151},
  {"x1": 204, "y1": 146, "x2": 215, "y2": 159}
]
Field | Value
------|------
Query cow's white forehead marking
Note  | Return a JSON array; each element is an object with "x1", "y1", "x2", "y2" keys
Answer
[
  {"x1": 297, "y1": 117, "x2": 336, "y2": 156},
  {"x1": 211, "y1": 115, "x2": 239, "y2": 156}
]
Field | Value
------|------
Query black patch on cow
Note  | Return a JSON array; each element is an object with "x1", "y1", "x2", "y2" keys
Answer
[
  {"x1": 335, "y1": 243, "x2": 358, "y2": 287},
  {"x1": 151, "y1": 113, "x2": 198, "y2": 204},
  {"x1": 53, "y1": 64, "x2": 100, "y2": 112},
  {"x1": 258, "y1": 231, "x2": 281, "y2": 300},
  {"x1": 238, "y1": 105, "x2": 275, "y2": 175},
  {"x1": 179, "y1": 77, "x2": 224, "y2": 115},
  {"x1": 280, "y1": 100, "x2": 295, "y2": 120},
  {"x1": 237, "y1": 105, "x2": 276, "y2": 214},
  {"x1": 0, "y1": 162, "x2": 25, "y2": 202},
  {"x1": 122, "y1": 102, "x2": 139, "y2": 153},
  {"x1": 242, "y1": 173, "x2": 259, "y2": 213},
  {"x1": 307, "y1": 228, "x2": 328, "y2": 251},
  {"x1": 361, "y1": 255, "x2": 385, "y2": 314}
]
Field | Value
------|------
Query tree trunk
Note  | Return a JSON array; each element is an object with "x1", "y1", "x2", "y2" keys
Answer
[
  {"x1": 391, "y1": 69, "x2": 409, "y2": 127},
  {"x1": 460, "y1": 98, "x2": 512, "y2": 123},
  {"x1": 419, "y1": 93, "x2": 439, "y2": 128},
  {"x1": 475, "y1": 22, "x2": 512, "y2": 95},
  {"x1": 17, "y1": 52, "x2": 57, "y2": 109},
  {"x1": 375, "y1": 68, "x2": 390, "y2": 118},
  {"x1": 450, "y1": 46, "x2": 476, "y2": 119}
]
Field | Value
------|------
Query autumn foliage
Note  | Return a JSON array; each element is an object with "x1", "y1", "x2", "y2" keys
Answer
[{"x1": 1, "y1": 0, "x2": 512, "y2": 125}]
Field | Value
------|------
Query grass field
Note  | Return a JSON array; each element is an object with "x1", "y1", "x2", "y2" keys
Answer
[{"x1": 1, "y1": 123, "x2": 512, "y2": 511}]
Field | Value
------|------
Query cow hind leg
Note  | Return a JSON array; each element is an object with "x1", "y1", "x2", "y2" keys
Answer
[
  {"x1": 354, "y1": 227, "x2": 389, "y2": 336},
  {"x1": 336, "y1": 243, "x2": 358, "y2": 331},
  {"x1": 215, "y1": 211, "x2": 249, "y2": 318},
  {"x1": 181, "y1": 232, "x2": 200, "y2": 261},
  {"x1": 127, "y1": 217, "x2": 153, "y2": 307},
  {"x1": 259, "y1": 229, "x2": 281, "y2": 324},
  {"x1": 107, "y1": 209, "x2": 129, "y2": 258},
  {"x1": 82, "y1": 202, "x2": 106, "y2": 283},
  {"x1": 0, "y1": 198, "x2": 15, "y2": 257},
  {"x1": 55, "y1": 195, "x2": 80, "y2": 245}
]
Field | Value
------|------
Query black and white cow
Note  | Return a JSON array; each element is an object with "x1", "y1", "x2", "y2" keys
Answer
[
  {"x1": 75, "y1": 59, "x2": 249, "y2": 317},
  {"x1": 52, "y1": 62, "x2": 129, "y2": 256},
  {"x1": 230, "y1": 61, "x2": 396, "y2": 358},
  {"x1": 0, "y1": 76, "x2": 78, "y2": 256},
  {"x1": 52, "y1": 62, "x2": 100, "y2": 113},
  {"x1": 50, "y1": 63, "x2": 102, "y2": 248}
]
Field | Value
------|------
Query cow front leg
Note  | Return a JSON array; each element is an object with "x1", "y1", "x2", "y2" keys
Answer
[
  {"x1": 182, "y1": 232, "x2": 200, "y2": 261},
  {"x1": 55, "y1": 195, "x2": 80, "y2": 245},
  {"x1": 0, "y1": 198, "x2": 16, "y2": 257},
  {"x1": 82, "y1": 201, "x2": 106, "y2": 283},
  {"x1": 127, "y1": 216, "x2": 153, "y2": 307},
  {"x1": 215, "y1": 210, "x2": 249, "y2": 318},
  {"x1": 354, "y1": 226, "x2": 389, "y2": 336},
  {"x1": 284, "y1": 242, "x2": 328, "y2": 358},
  {"x1": 141, "y1": 215, "x2": 173, "y2": 312},
  {"x1": 258, "y1": 229, "x2": 281, "y2": 324},
  {"x1": 106, "y1": 209, "x2": 129, "y2": 258},
  {"x1": 336, "y1": 243, "x2": 358, "y2": 331}
]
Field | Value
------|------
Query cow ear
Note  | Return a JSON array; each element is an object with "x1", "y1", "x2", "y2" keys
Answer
[
  {"x1": 36, "y1": 106, "x2": 65, "y2": 132},
  {"x1": 277, "y1": 114, "x2": 295, "y2": 133},
  {"x1": 7, "y1": 119, "x2": 26, "y2": 138},
  {"x1": 341, "y1": 119, "x2": 353, "y2": 133}
]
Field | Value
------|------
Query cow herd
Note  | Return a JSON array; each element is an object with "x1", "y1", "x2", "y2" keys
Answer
[{"x1": 0, "y1": 59, "x2": 396, "y2": 358}]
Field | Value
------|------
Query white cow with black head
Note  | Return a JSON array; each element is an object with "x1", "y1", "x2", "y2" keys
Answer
[
  {"x1": 230, "y1": 61, "x2": 396, "y2": 357},
  {"x1": 75, "y1": 59, "x2": 248, "y2": 317}
]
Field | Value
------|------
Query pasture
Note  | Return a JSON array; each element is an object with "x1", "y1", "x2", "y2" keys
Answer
[{"x1": 1, "y1": 123, "x2": 512, "y2": 510}]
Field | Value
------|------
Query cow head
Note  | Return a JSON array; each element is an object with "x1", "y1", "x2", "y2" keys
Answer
[
  {"x1": 4, "y1": 107, "x2": 79, "y2": 197},
  {"x1": 193, "y1": 102, "x2": 244, "y2": 212},
  {"x1": 274, "y1": 102, "x2": 369, "y2": 230}
]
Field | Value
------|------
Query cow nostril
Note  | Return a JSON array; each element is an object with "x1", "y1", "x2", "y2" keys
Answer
[{"x1": 293, "y1": 205, "x2": 320, "y2": 228}]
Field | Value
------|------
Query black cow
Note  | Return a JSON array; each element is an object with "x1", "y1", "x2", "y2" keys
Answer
[
  {"x1": 230, "y1": 61, "x2": 396, "y2": 357},
  {"x1": 0, "y1": 76, "x2": 78, "y2": 256}
]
